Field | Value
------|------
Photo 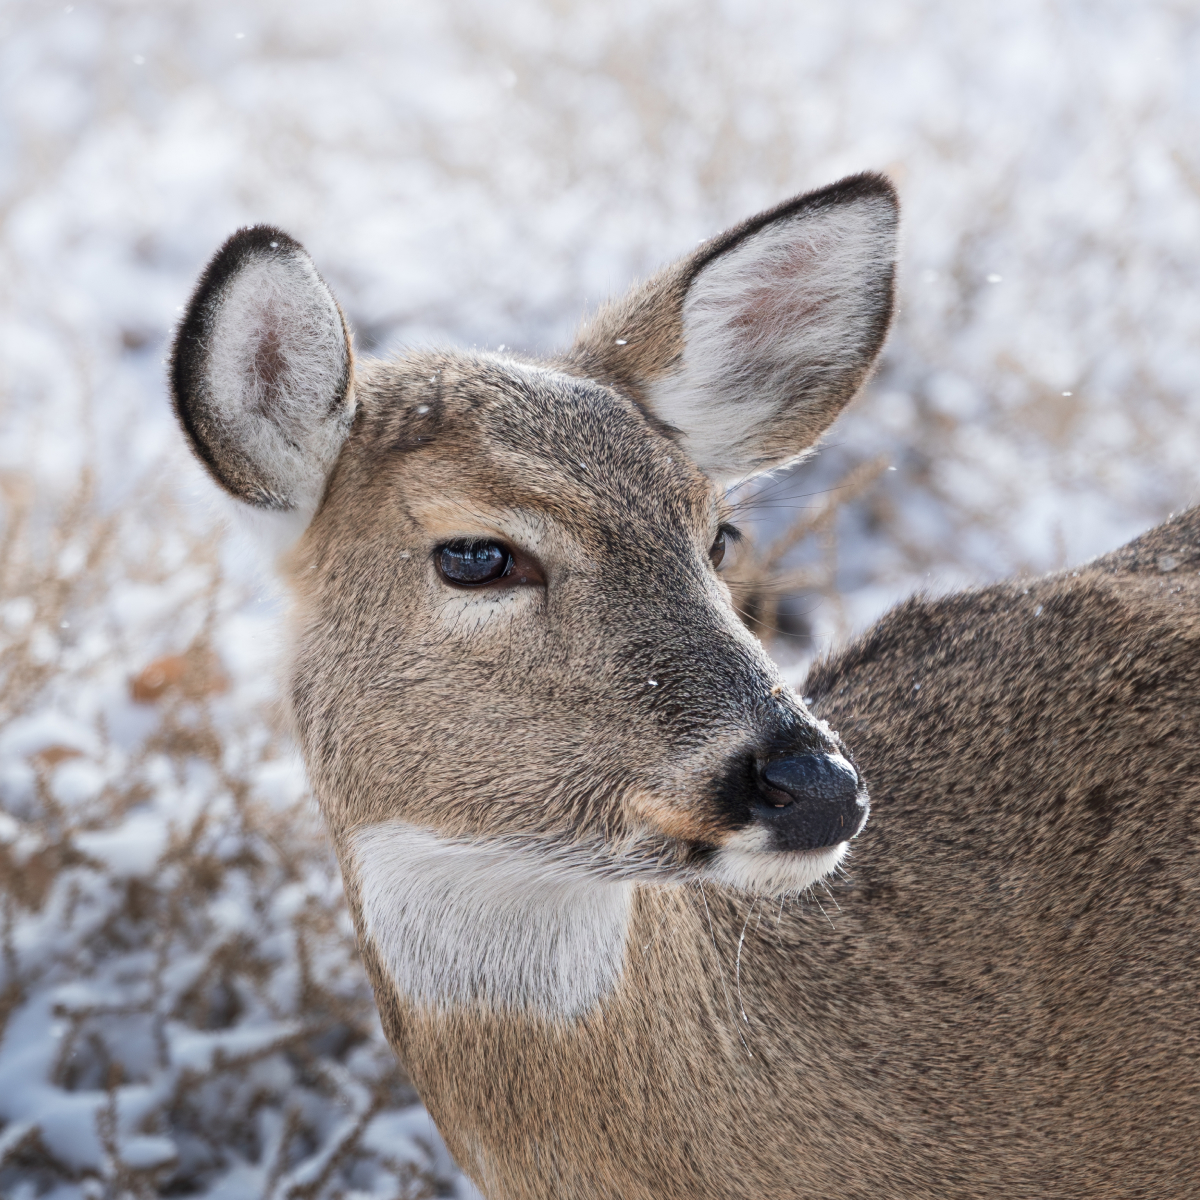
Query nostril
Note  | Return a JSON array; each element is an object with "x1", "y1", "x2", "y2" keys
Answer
[
  {"x1": 761, "y1": 754, "x2": 859, "y2": 804},
  {"x1": 752, "y1": 754, "x2": 867, "y2": 852}
]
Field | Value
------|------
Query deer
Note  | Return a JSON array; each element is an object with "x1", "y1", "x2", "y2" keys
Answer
[{"x1": 168, "y1": 173, "x2": 1200, "y2": 1199}]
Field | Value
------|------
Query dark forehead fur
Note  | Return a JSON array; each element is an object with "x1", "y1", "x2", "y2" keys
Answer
[{"x1": 348, "y1": 350, "x2": 713, "y2": 535}]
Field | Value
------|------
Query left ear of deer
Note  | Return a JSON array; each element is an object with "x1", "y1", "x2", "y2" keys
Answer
[
  {"x1": 170, "y1": 225, "x2": 355, "y2": 518},
  {"x1": 570, "y1": 172, "x2": 898, "y2": 481}
]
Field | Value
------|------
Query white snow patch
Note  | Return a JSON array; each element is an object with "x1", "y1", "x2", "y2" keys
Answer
[{"x1": 74, "y1": 811, "x2": 168, "y2": 877}]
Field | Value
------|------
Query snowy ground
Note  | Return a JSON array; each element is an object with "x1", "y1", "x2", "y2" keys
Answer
[{"x1": 1, "y1": 1, "x2": 1198, "y2": 1195}]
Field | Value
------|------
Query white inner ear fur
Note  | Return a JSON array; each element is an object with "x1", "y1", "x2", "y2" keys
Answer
[
  {"x1": 647, "y1": 195, "x2": 895, "y2": 481},
  {"x1": 350, "y1": 822, "x2": 634, "y2": 1021},
  {"x1": 207, "y1": 249, "x2": 353, "y2": 515}
]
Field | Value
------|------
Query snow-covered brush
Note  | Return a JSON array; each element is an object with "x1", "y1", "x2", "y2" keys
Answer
[{"x1": 0, "y1": 478, "x2": 461, "y2": 1199}]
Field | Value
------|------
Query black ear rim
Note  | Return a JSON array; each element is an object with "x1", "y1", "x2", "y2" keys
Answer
[
  {"x1": 169, "y1": 224, "x2": 353, "y2": 509},
  {"x1": 686, "y1": 170, "x2": 899, "y2": 369},
  {"x1": 687, "y1": 171, "x2": 899, "y2": 282}
]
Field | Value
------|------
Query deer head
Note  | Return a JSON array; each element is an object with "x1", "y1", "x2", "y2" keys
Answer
[{"x1": 171, "y1": 174, "x2": 897, "y2": 1013}]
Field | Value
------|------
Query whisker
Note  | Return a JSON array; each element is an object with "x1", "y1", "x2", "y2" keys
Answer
[
  {"x1": 735, "y1": 899, "x2": 757, "y2": 1028},
  {"x1": 698, "y1": 882, "x2": 752, "y2": 1059}
]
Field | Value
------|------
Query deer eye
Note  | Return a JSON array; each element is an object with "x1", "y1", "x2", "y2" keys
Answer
[
  {"x1": 437, "y1": 540, "x2": 512, "y2": 586},
  {"x1": 709, "y1": 523, "x2": 741, "y2": 569}
]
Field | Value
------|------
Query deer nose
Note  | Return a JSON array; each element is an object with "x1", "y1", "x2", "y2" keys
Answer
[{"x1": 753, "y1": 754, "x2": 868, "y2": 851}]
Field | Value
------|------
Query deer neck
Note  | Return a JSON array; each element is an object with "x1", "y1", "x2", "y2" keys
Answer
[{"x1": 349, "y1": 821, "x2": 635, "y2": 1021}]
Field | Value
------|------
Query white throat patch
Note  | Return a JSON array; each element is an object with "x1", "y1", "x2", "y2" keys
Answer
[{"x1": 350, "y1": 822, "x2": 634, "y2": 1021}]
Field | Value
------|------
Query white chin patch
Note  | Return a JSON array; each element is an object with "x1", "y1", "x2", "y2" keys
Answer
[{"x1": 703, "y1": 825, "x2": 850, "y2": 897}]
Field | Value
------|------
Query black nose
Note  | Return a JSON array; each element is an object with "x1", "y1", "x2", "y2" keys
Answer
[{"x1": 754, "y1": 754, "x2": 868, "y2": 851}]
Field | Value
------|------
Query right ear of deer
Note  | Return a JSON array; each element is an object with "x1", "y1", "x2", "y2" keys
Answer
[
  {"x1": 170, "y1": 226, "x2": 355, "y2": 514},
  {"x1": 569, "y1": 173, "x2": 898, "y2": 481}
]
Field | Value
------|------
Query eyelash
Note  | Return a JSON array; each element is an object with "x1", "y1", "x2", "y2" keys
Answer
[{"x1": 709, "y1": 522, "x2": 743, "y2": 569}]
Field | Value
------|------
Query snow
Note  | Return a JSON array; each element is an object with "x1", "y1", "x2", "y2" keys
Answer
[
  {"x1": 2, "y1": 0, "x2": 1199, "y2": 1196},
  {"x1": 0, "y1": 713, "x2": 103, "y2": 761}
]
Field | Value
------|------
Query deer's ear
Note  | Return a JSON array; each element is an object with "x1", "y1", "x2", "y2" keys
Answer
[
  {"x1": 170, "y1": 226, "x2": 355, "y2": 517},
  {"x1": 569, "y1": 173, "x2": 898, "y2": 481}
]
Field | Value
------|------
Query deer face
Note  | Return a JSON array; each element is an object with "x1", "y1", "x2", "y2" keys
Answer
[{"x1": 171, "y1": 175, "x2": 896, "y2": 906}]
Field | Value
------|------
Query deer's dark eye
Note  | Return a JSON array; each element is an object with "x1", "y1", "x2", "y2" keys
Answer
[
  {"x1": 437, "y1": 540, "x2": 512, "y2": 586},
  {"x1": 709, "y1": 523, "x2": 741, "y2": 569}
]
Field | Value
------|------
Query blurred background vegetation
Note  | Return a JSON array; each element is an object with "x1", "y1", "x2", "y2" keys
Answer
[{"x1": 1, "y1": 0, "x2": 1198, "y2": 1195}]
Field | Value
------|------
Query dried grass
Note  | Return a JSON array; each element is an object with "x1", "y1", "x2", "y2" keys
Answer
[
  {"x1": 725, "y1": 458, "x2": 890, "y2": 654},
  {"x1": 0, "y1": 475, "x2": 455, "y2": 1199}
]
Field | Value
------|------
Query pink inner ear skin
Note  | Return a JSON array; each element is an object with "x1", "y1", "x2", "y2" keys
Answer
[
  {"x1": 730, "y1": 283, "x2": 824, "y2": 341},
  {"x1": 248, "y1": 307, "x2": 289, "y2": 417},
  {"x1": 721, "y1": 240, "x2": 825, "y2": 340}
]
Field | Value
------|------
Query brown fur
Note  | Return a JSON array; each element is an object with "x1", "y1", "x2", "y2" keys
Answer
[
  {"x1": 168, "y1": 174, "x2": 1199, "y2": 1197},
  {"x1": 343, "y1": 512, "x2": 1200, "y2": 1199},
  {"x1": 284, "y1": 349, "x2": 804, "y2": 857}
]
